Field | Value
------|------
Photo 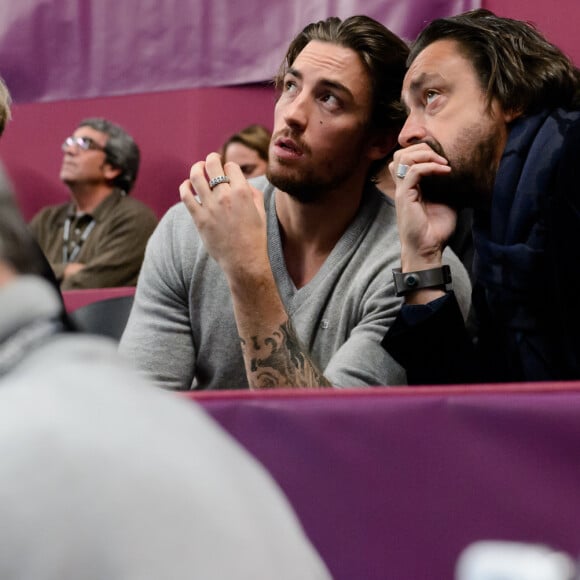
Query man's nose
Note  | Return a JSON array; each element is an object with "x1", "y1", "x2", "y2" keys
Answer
[
  {"x1": 62, "y1": 141, "x2": 79, "y2": 155},
  {"x1": 283, "y1": 92, "x2": 310, "y2": 131},
  {"x1": 398, "y1": 114, "x2": 428, "y2": 148}
]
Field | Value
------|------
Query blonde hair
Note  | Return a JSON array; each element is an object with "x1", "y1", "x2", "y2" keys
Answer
[{"x1": 0, "y1": 78, "x2": 12, "y2": 136}]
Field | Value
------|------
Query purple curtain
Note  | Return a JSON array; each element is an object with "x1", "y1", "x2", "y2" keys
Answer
[{"x1": 0, "y1": 0, "x2": 479, "y2": 103}]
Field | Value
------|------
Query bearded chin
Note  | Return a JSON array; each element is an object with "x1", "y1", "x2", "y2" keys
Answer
[
  {"x1": 420, "y1": 171, "x2": 488, "y2": 210},
  {"x1": 267, "y1": 170, "x2": 323, "y2": 204},
  {"x1": 267, "y1": 154, "x2": 363, "y2": 204},
  {"x1": 420, "y1": 132, "x2": 499, "y2": 210}
]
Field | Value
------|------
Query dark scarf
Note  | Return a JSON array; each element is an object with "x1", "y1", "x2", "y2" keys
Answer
[{"x1": 472, "y1": 108, "x2": 580, "y2": 379}]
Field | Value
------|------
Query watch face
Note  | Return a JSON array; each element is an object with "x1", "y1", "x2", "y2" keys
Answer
[{"x1": 393, "y1": 266, "x2": 451, "y2": 296}]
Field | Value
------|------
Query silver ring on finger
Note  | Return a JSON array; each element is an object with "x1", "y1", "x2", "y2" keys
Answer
[
  {"x1": 208, "y1": 175, "x2": 230, "y2": 190},
  {"x1": 395, "y1": 164, "x2": 410, "y2": 179}
]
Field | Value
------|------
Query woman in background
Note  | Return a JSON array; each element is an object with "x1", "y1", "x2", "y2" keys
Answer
[{"x1": 221, "y1": 124, "x2": 271, "y2": 178}]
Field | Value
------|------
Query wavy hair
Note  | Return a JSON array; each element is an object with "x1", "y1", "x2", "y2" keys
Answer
[{"x1": 409, "y1": 9, "x2": 580, "y2": 115}]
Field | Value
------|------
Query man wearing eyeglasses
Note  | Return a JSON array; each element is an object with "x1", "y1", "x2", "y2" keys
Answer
[{"x1": 29, "y1": 118, "x2": 157, "y2": 289}]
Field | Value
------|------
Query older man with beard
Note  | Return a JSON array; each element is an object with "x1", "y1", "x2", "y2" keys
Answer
[
  {"x1": 119, "y1": 15, "x2": 472, "y2": 390},
  {"x1": 382, "y1": 9, "x2": 580, "y2": 384}
]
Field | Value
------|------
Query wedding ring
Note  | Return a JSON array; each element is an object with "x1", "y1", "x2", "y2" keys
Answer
[
  {"x1": 208, "y1": 175, "x2": 230, "y2": 189},
  {"x1": 396, "y1": 164, "x2": 410, "y2": 179}
]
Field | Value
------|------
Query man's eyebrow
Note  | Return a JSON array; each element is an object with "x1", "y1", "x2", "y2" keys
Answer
[
  {"x1": 286, "y1": 67, "x2": 353, "y2": 99},
  {"x1": 408, "y1": 72, "x2": 444, "y2": 94},
  {"x1": 319, "y1": 78, "x2": 352, "y2": 98},
  {"x1": 286, "y1": 67, "x2": 302, "y2": 80}
]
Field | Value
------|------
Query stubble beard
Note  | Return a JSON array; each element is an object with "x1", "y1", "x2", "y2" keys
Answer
[
  {"x1": 267, "y1": 165, "x2": 340, "y2": 204},
  {"x1": 266, "y1": 135, "x2": 369, "y2": 204},
  {"x1": 419, "y1": 124, "x2": 501, "y2": 210}
]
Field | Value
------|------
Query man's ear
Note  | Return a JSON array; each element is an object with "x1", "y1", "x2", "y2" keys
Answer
[
  {"x1": 492, "y1": 99, "x2": 521, "y2": 124},
  {"x1": 366, "y1": 130, "x2": 398, "y2": 162},
  {"x1": 102, "y1": 163, "x2": 121, "y2": 182},
  {"x1": 504, "y1": 108, "x2": 522, "y2": 123}
]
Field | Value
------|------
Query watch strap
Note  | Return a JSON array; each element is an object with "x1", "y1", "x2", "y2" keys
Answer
[{"x1": 392, "y1": 265, "x2": 452, "y2": 297}]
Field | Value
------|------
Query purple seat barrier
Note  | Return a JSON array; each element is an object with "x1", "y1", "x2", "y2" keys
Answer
[
  {"x1": 191, "y1": 384, "x2": 580, "y2": 580},
  {"x1": 62, "y1": 286, "x2": 136, "y2": 313}
]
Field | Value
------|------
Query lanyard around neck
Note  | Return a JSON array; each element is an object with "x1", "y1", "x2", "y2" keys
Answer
[{"x1": 62, "y1": 215, "x2": 96, "y2": 264}]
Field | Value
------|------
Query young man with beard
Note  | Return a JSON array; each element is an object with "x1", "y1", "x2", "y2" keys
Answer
[
  {"x1": 382, "y1": 9, "x2": 580, "y2": 384},
  {"x1": 119, "y1": 15, "x2": 472, "y2": 390}
]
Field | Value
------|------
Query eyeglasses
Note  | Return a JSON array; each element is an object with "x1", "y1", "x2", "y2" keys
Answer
[{"x1": 62, "y1": 136, "x2": 106, "y2": 153}]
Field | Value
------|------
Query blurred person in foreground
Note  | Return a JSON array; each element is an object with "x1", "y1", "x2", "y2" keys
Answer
[
  {"x1": 382, "y1": 9, "x2": 580, "y2": 383},
  {"x1": 120, "y1": 15, "x2": 471, "y2": 391},
  {"x1": 29, "y1": 118, "x2": 157, "y2": 289},
  {"x1": 0, "y1": 187, "x2": 330, "y2": 580},
  {"x1": 222, "y1": 123, "x2": 271, "y2": 178}
]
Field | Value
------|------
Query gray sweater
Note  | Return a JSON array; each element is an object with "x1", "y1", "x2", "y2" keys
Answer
[{"x1": 119, "y1": 179, "x2": 471, "y2": 390}]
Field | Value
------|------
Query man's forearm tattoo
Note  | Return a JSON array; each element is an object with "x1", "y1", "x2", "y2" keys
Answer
[{"x1": 240, "y1": 320, "x2": 331, "y2": 389}]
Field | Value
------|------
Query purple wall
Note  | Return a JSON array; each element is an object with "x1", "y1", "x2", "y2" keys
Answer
[
  {"x1": 0, "y1": 0, "x2": 477, "y2": 103},
  {"x1": 0, "y1": 85, "x2": 275, "y2": 220},
  {"x1": 0, "y1": 0, "x2": 480, "y2": 220},
  {"x1": 0, "y1": 0, "x2": 577, "y2": 221}
]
